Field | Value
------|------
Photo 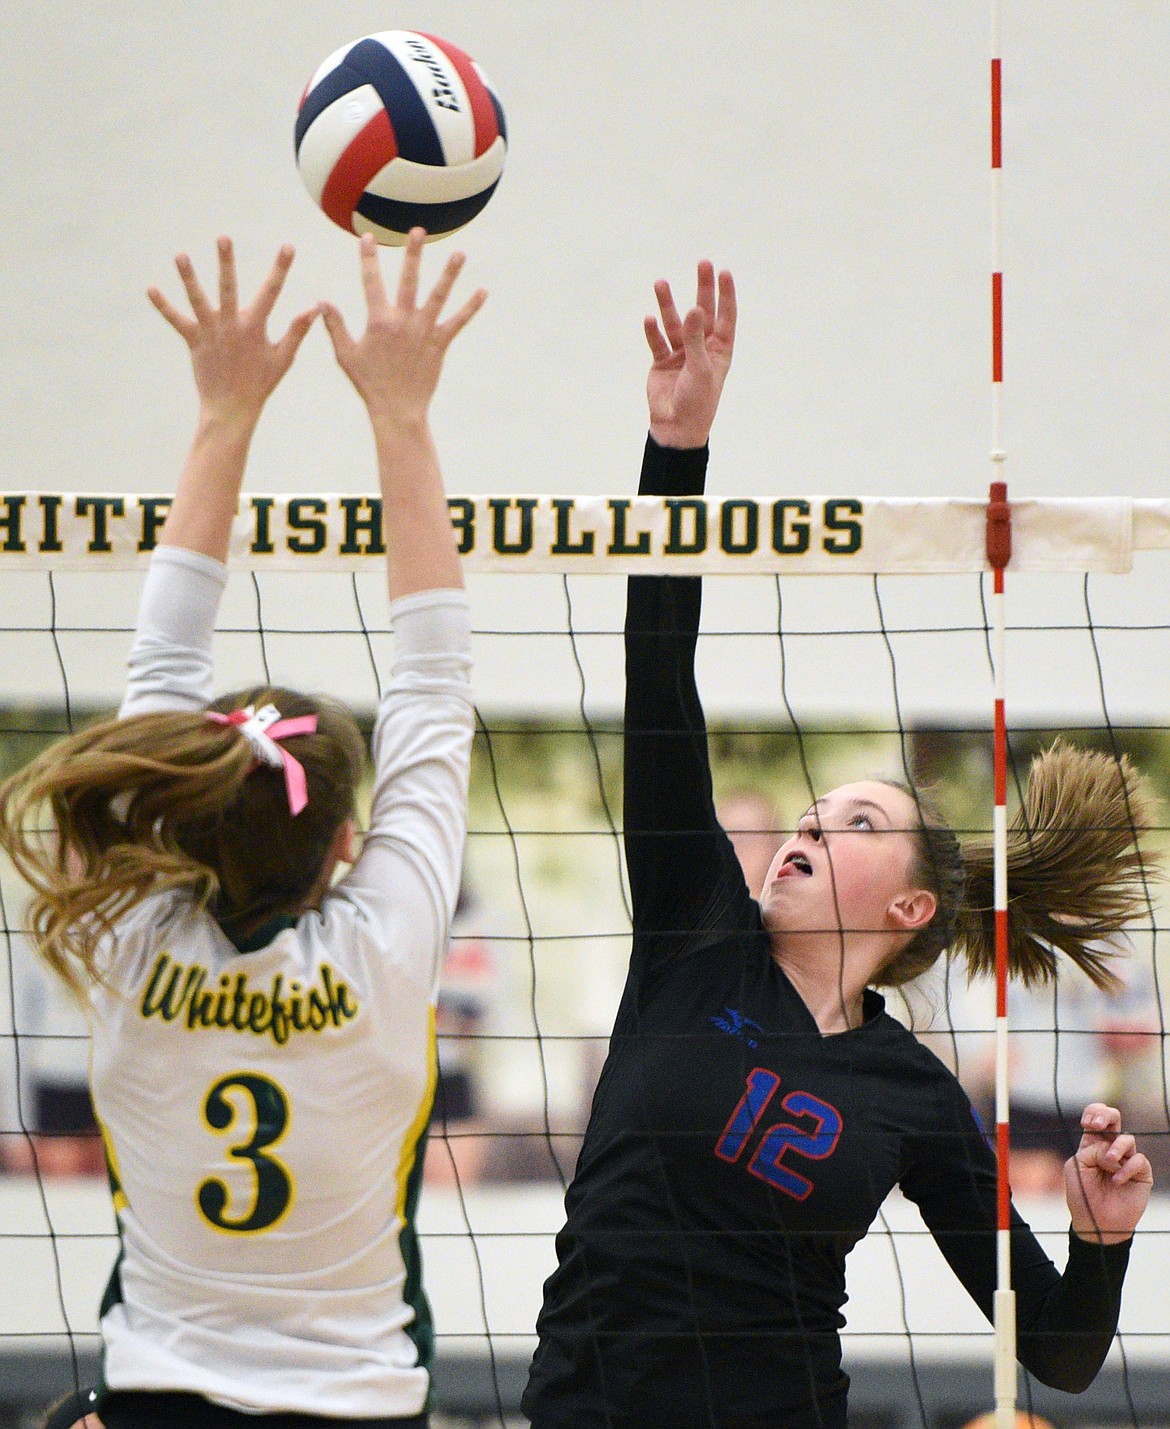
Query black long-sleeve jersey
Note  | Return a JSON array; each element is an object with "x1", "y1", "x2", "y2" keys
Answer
[{"x1": 522, "y1": 438, "x2": 1131, "y2": 1429}]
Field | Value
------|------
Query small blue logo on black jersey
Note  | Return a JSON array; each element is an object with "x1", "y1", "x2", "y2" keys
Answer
[
  {"x1": 710, "y1": 1007, "x2": 765, "y2": 1048},
  {"x1": 970, "y1": 1101, "x2": 995, "y2": 1148}
]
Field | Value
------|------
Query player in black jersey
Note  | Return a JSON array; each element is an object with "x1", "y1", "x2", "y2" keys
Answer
[{"x1": 522, "y1": 265, "x2": 1154, "y2": 1429}]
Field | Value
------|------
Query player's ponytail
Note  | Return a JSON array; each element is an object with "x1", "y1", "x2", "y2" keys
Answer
[
  {"x1": 876, "y1": 742, "x2": 1157, "y2": 991},
  {"x1": 955, "y1": 741, "x2": 1157, "y2": 990},
  {"x1": 0, "y1": 687, "x2": 365, "y2": 995}
]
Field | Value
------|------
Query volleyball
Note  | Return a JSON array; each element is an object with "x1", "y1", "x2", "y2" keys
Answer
[{"x1": 295, "y1": 31, "x2": 507, "y2": 245}]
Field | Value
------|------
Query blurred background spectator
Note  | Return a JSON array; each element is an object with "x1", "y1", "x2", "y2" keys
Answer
[
  {"x1": 917, "y1": 952, "x2": 1165, "y2": 1195},
  {"x1": 426, "y1": 880, "x2": 500, "y2": 1189},
  {"x1": 1017, "y1": 953, "x2": 1165, "y2": 1192},
  {"x1": 716, "y1": 789, "x2": 782, "y2": 900},
  {"x1": 1, "y1": 927, "x2": 103, "y2": 1178}
]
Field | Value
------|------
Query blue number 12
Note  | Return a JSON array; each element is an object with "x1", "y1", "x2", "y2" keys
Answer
[{"x1": 714, "y1": 1068, "x2": 842, "y2": 1201}]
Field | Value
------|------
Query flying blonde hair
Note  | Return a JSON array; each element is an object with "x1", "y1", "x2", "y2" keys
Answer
[
  {"x1": 879, "y1": 741, "x2": 1158, "y2": 991},
  {"x1": 0, "y1": 687, "x2": 364, "y2": 996}
]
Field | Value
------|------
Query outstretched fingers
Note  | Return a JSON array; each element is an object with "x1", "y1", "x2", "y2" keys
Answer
[
  {"x1": 319, "y1": 301, "x2": 354, "y2": 362},
  {"x1": 681, "y1": 304, "x2": 713, "y2": 372},
  {"x1": 654, "y1": 279, "x2": 686, "y2": 351},
  {"x1": 644, "y1": 314, "x2": 672, "y2": 362},
  {"x1": 249, "y1": 243, "x2": 297, "y2": 326},
  {"x1": 647, "y1": 265, "x2": 736, "y2": 363},
  {"x1": 438, "y1": 284, "x2": 488, "y2": 346},
  {"x1": 274, "y1": 301, "x2": 322, "y2": 369},
  {"x1": 714, "y1": 268, "x2": 738, "y2": 350},
  {"x1": 402, "y1": 232, "x2": 485, "y2": 344},
  {"x1": 424, "y1": 246, "x2": 487, "y2": 344},
  {"x1": 694, "y1": 260, "x2": 716, "y2": 335},
  {"x1": 149, "y1": 239, "x2": 306, "y2": 345},
  {"x1": 174, "y1": 252, "x2": 213, "y2": 326},
  {"x1": 359, "y1": 232, "x2": 391, "y2": 318},
  {"x1": 325, "y1": 228, "x2": 484, "y2": 422},
  {"x1": 147, "y1": 235, "x2": 315, "y2": 429},
  {"x1": 644, "y1": 257, "x2": 737, "y2": 449},
  {"x1": 422, "y1": 249, "x2": 467, "y2": 325},
  {"x1": 217, "y1": 236, "x2": 238, "y2": 318},
  {"x1": 395, "y1": 227, "x2": 426, "y2": 311},
  {"x1": 147, "y1": 283, "x2": 198, "y2": 342}
]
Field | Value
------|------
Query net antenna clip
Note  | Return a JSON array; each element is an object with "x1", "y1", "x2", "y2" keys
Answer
[{"x1": 985, "y1": 480, "x2": 1012, "y2": 572}]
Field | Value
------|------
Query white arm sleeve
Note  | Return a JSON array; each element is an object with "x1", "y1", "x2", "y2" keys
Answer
[
  {"x1": 119, "y1": 546, "x2": 227, "y2": 719},
  {"x1": 327, "y1": 588, "x2": 474, "y2": 995}
]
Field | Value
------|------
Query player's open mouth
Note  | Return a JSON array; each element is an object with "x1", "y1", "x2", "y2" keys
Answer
[{"x1": 779, "y1": 852, "x2": 813, "y2": 877}]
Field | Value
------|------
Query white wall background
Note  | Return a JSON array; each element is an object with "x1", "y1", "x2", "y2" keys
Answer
[{"x1": 2, "y1": 2, "x2": 1169, "y2": 721}]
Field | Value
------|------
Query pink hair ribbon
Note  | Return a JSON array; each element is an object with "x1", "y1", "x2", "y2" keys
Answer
[{"x1": 206, "y1": 703, "x2": 318, "y2": 816}]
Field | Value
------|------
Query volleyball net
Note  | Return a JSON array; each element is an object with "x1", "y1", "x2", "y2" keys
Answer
[{"x1": 2, "y1": 488, "x2": 1169, "y2": 1426}]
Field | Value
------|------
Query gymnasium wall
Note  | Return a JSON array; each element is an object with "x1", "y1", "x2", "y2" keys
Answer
[{"x1": 4, "y1": 4, "x2": 1167, "y2": 552}]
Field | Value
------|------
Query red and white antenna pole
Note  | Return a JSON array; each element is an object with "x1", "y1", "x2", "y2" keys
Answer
[
  {"x1": 988, "y1": 4, "x2": 1016, "y2": 1426},
  {"x1": 988, "y1": 488, "x2": 1013, "y2": 1425}
]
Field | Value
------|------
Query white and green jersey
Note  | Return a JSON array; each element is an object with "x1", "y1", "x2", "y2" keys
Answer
[{"x1": 89, "y1": 546, "x2": 473, "y2": 1416}]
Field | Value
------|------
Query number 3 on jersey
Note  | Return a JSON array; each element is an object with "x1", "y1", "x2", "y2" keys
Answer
[
  {"x1": 715, "y1": 1067, "x2": 842, "y2": 1200},
  {"x1": 197, "y1": 1072, "x2": 294, "y2": 1234}
]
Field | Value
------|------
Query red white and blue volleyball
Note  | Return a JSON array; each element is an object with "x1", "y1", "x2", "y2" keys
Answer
[{"x1": 295, "y1": 31, "x2": 506, "y2": 245}]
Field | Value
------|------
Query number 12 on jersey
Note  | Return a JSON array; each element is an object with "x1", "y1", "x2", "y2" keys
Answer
[{"x1": 714, "y1": 1067, "x2": 842, "y2": 1200}]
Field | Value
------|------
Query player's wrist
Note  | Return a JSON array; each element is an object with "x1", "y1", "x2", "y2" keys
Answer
[
  {"x1": 193, "y1": 405, "x2": 262, "y2": 445},
  {"x1": 369, "y1": 408, "x2": 434, "y2": 443},
  {"x1": 648, "y1": 420, "x2": 712, "y2": 450},
  {"x1": 1068, "y1": 1217, "x2": 1137, "y2": 1251},
  {"x1": 1070, "y1": 1222, "x2": 1134, "y2": 1246}
]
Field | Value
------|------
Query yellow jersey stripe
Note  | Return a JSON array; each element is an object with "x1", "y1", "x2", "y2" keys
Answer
[{"x1": 396, "y1": 1005, "x2": 438, "y2": 1220}]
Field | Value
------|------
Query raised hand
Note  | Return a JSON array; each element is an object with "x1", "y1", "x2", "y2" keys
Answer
[
  {"x1": 148, "y1": 237, "x2": 318, "y2": 430},
  {"x1": 147, "y1": 238, "x2": 318, "y2": 561},
  {"x1": 1065, "y1": 1102, "x2": 1153, "y2": 1245},
  {"x1": 322, "y1": 229, "x2": 483, "y2": 600},
  {"x1": 644, "y1": 261, "x2": 737, "y2": 450},
  {"x1": 321, "y1": 228, "x2": 487, "y2": 426}
]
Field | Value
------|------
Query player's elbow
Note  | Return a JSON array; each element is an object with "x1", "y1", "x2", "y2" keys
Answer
[
  {"x1": 1019, "y1": 1338, "x2": 1110, "y2": 1395},
  {"x1": 1031, "y1": 1364, "x2": 1097, "y2": 1395}
]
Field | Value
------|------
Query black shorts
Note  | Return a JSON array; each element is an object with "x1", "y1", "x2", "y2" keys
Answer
[{"x1": 51, "y1": 1390, "x2": 427, "y2": 1429}]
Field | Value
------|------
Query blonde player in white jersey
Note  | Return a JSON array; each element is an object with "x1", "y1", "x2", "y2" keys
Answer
[{"x1": 1, "y1": 228, "x2": 485, "y2": 1429}]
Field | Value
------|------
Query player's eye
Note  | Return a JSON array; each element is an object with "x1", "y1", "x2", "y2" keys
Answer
[{"x1": 848, "y1": 812, "x2": 874, "y2": 830}]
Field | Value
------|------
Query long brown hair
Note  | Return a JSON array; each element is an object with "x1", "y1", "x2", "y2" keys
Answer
[
  {"x1": 0, "y1": 687, "x2": 365, "y2": 995},
  {"x1": 877, "y1": 741, "x2": 1158, "y2": 990}
]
